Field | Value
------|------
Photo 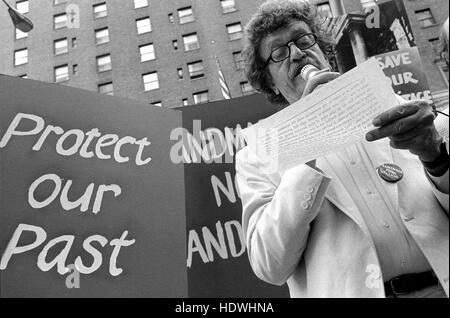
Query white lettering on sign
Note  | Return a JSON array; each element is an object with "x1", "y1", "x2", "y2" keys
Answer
[
  {"x1": 0, "y1": 113, "x2": 152, "y2": 166},
  {"x1": 0, "y1": 224, "x2": 135, "y2": 277},
  {"x1": 211, "y1": 172, "x2": 240, "y2": 207},
  {"x1": 28, "y1": 173, "x2": 121, "y2": 214},
  {"x1": 376, "y1": 52, "x2": 412, "y2": 69},
  {"x1": 186, "y1": 220, "x2": 246, "y2": 268},
  {"x1": 170, "y1": 121, "x2": 249, "y2": 164}
]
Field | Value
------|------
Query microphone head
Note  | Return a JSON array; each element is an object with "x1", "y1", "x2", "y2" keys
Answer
[{"x1": 300, "y1": 64, "x2": 320, "y2": 81}]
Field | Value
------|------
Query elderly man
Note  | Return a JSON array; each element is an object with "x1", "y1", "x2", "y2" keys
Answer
[{"x1": 236, "y1": 0, "x2": 449, "y2": 298}]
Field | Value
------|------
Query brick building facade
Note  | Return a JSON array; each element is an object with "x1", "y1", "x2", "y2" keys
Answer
[
  {"x1": 0, "y1": 0, "x2": 264, "y2": 108},
  {"x1": 0, "y1": 0, "x2": 448, "y2": 108}
]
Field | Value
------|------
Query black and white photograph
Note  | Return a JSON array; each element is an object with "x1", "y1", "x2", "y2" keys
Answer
[{"x1": 0, "y1": 0, "x2": 448, "y2": 306}]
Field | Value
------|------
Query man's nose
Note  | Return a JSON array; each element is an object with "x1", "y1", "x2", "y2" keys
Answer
[{"x1": 289, "y1": 42, "x2": 306, "y2": 62}]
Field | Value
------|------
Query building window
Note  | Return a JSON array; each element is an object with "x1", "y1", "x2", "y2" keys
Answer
[
  {"x1": 14, "y1": 48, "x2": 28, "y2": 66},
  {"x1": 183, "y1": 33, "x2": 200, "y2": 51},
  {"x1": 72, "y1": 64, "x2": 78, "y2": 75},
  {"x1": 429, "y1": 38, "x2": 441, "y2": 60},
  {"x1": 360, "y1": 0, "x2": 376, "y2": 11},
  {"x1": 93, "y1": 3, "x2": 107, "y2": 19},
  {"x1": 98, "y1": 82, "x2": 114, "y2": 95},
  {"x1": 172, "y1": 40, "x2": 178, "y2": 50},
  {"x1": 233, "y1": 51, "x2": 244, "y2": 70},
  {"x1": 143, "y1": 72, "x2": 159, "y2": 91},
  {"x1": 54, "y1": 64, "x2": 69, "y2": 82},
  {"x1": 227, "y1": 23, "x2": 243, "y2": 41},
  {"x1": 136, "y1": 17, "x2": 152, "y2": 34},
  {"x1": 193, "y1": 91, "x2": 209, "y2": 104},
  {"x1": 177, "y1": 68, "x2": 184, "y2": 79},
  {"x1": 134, "y1": 0, "x2": 148, "y2": 9},
  {"x1": 54, "y1": 13, "x2": 67, "y2": 30},
  {"x1": 15, "y1": 28, "x2": 28, "y2": 40},
  {"x1": 168, "y1": 13, "x2": 174, "y2": 23},
  {"x1": 95, "y1": 28, "x2": 110, "y2": 45},
  {"x1": 188, "y1": 60, "x2": 205, "y2": 79},
  {"x1": 96, "y1": 54, "x2": 112, "y2": 72},
  {"x1": 178, "y1": 7, "x2": 194, "y2": 24},
  {"x1": 317, "y1": 2, "x2": 333, "y2": 18},
  {"x1": 16, "y1": 0, "x2": 29, "y2": 14},
  {"x1": 240, "y1": 81, "x2": 255, "y2": 96},
  {"x1": 151, "y1": 101, "x2": 162, "y2": 107},
  {"x1": 54, "y1": 0, "x2": 67, "y2": 5},
  {"x1": 54, "y1": 38, "x2": 68, "y2": 55},
  {"x1": 182, "y1": 98, "x2": 189, "y2": 106},
  {"x1": 139, "y1": 43, "x2": 155, "y2": 62},
  {"x1": 220, "y1": 0, "x2": 237, "y2": 14},
  {"x1": 415, "y1": 9, "x2": 436, "y2": 28}
]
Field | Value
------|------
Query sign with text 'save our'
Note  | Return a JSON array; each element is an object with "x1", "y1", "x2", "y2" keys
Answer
[
  {"x1": 0, "y1": 75, "x2": 187, "y2": 297},
  {"x1": 375, "y1": 47, "x2": 432, "y2": 103}
]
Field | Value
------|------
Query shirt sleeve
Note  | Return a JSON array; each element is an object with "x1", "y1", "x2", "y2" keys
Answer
[
  {"x1": 425, "y1": 169, "x2": 449, "y2": 214},
  {"x1": 235, "y1": 147, "x2": 331, "y2": 285}
]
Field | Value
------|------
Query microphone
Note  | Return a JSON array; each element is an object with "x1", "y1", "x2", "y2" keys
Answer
[{"x1": 300, "y1": 64, "x2": 320, "y2": 81}]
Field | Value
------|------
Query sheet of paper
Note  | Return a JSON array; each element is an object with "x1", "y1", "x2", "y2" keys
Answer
[{"x1": 243, "y1": 58, "x2": 399, "y2": 173}]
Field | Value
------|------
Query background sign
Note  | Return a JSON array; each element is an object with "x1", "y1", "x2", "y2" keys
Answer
[
  {"x1": 1, "y1": 75, "x2": 288, "y2": 297},
  {"x1": 0, "y1": 75, "x2": 187, "y2": 297},
  {"x1": 375, "y1": 47, "x2": 432, "y2": 103},
  {"x1": 177, "y1": 96, "x2": 289, "y2": 298}
]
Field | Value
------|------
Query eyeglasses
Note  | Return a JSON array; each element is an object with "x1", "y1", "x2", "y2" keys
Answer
[{"x1": 264, "y1": 33, "x2": 317, "y2": 67}]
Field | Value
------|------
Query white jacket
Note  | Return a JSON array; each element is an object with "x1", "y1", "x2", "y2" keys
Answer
[{"x1": 236, "y1": 139, "x2": 449, "y2": 298}]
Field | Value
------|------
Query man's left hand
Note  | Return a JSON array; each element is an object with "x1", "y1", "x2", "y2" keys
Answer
[{"x1": 366, "y1": 100, "x2": 442, "y2": 162}]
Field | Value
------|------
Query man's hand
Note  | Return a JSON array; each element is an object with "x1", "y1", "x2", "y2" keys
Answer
[{"x1": 365, "y1": 100, "x2": 442, "y2": 162}]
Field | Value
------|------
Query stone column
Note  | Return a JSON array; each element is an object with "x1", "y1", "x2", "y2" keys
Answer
[
  {"x1": 348, "y1": 24, "x2": 369, "y2": 65},
  {"x1": 329, "y1": 0, "x2": 345, "y2": 16}
]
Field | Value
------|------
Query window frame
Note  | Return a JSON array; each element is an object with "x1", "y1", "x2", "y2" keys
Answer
[
  {"x1": 98, "y1": 82, "x2": 114, "y2": 95},
  {"x1": 187, "y1": 60, "x2": 205, "y2": 79},
  {"x1": 143, "y1": 72, "x2": 160, "y2": 91},
  {"x1": 193, "y1": 90, "x2": 209, "y2": 104},
  {"x1": 226, "y1": 23, "x2": 243, "y2": 41},
  {"x1": 182, "y1": 33, "x2": 200, "y2": 51},
  {"x1": 96, "y1": 54, "x2": 112, "y2": 73},
  {"x1": 95, "y1": 27, "x2": 110, "y2": 45},
  {"x1": 139, "y1": 43, "x2": 156, "y2": 62},
  {"x1": 178, "y1": 6, "x2": 195, "y2": 24},
  {"x1": 136, "y1": 17, "x2": 152, "y2": 34},
  {"x1": 54, "y1": 37, "x2": 69, "y2": 55},
  {"x1": 93, "y1": 2, "x2": 108, "y2": 19},
  {"x1": 220, "y1": 0, "x2": 237, "y2": 14},
  {"x1": 14, "y1": 48, "x2": 28, "y2": 66},
  {"x1": 54, "y1": 13, "x2": 68, "y2": 30},
  {"x1": 54, "y1": 64, "x2": 69, "y2": 83}
]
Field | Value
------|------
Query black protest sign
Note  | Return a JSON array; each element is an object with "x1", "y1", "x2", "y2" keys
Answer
[
  {"x1": 0, "y1": 75, "x2": 187, "y2": 297},
  {"x1": 176, "y1": 95, "x2": 289, "y2": 298},
  {"x1": 375, "y1": 47, "x2": 432, "y2": 103}
]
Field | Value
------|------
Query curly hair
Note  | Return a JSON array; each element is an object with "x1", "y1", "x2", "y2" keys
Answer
[{"x1": 243, "y1": 0, "x2": 335, "y2": 107}]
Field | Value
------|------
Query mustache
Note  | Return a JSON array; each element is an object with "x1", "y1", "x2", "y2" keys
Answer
[{"x1": 290, "y1": 59, "x2": 316, "y2": 79}]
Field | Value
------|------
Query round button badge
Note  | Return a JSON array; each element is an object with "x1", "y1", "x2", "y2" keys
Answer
[{"x1": 377, "y1": 163, "x2": 404, "y2": 183}]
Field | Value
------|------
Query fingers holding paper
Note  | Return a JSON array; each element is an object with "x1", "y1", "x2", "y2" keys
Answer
[{"x1": 366, "y1": 100, "x2": 442, "y2": 162}]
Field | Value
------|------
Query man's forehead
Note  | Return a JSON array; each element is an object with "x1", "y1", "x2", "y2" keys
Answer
[{"x1": 264, "y1": 20, "x2": 311, "y2": 47}]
